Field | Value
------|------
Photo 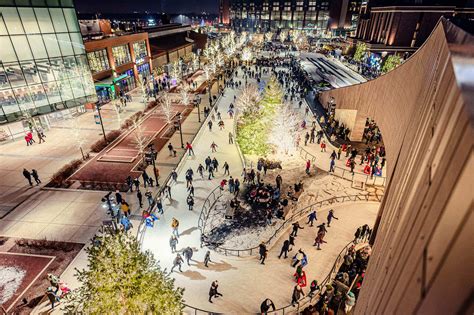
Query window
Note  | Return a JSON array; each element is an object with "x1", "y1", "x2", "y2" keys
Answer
[
  {"x1": 34, "y1": 8, "x2": 54, "y2": 33},
  {"x1": 0, "y1": 36, "x2": 17, "y2": 62},
  {"x1": 112, "y1": 44, "x2": 131, "y2": 66},
  {"x1": 86, "y1": 49, "x2": 110, "y2": 73},
  {"x1": 132, "y1": 40, "x2": 147, "y2": 63},
  {"x1": 11, "y1": 35, "x2": 33, "y2": 60},
  {"x1": 18, "y1": 8, "x2": 40, "y2": 34}
]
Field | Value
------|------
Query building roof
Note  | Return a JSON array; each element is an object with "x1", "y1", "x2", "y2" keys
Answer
[{"x1": 149, "y1": 34, "x2": 194, "y2": 57}]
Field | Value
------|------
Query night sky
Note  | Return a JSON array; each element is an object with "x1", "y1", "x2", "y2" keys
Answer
[{"x1": 74, "y1": 0, "x2": 218, "y2": 14}]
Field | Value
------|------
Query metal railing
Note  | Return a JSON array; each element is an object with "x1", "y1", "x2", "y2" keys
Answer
[
  {"x1": 267, "y1": 240, "x2": 355, "y2": 314},
  {"x1": 298, "y1": 146, "x2": 386, "y2": 187},
  {"x1": 197, "y1": 185, "x2": 224, "y2": 242},
  {"x1": 199, "y1": 193, "x2": 380, "y2": 257}
]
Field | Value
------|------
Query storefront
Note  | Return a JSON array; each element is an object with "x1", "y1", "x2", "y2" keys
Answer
[
  {"x1": 117, "y1": 70, "x2": 136, "y2": 94},
  {"x1": 137, "y1": 63, "x2": 151, "y2": 80}
]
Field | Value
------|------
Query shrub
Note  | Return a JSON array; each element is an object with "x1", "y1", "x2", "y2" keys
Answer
[
  {"x1": 49, "y1": 159, "x2": 83, "y2": 187},
  {"x1": 15, "y1": 238, "x2": 75, "y2": 251},
  {"x1": 90, "y1": 129, "x2": 122, "y2": 152}
]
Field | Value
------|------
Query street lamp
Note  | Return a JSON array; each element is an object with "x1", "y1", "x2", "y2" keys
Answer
[
  {"x1": 194, "y1": 95, "x2": 201, "y2": 123},
  {"x1": 176, "y1": 112, "x2": 184, "y2": 148},
  {"x1": 147, "y1": 144, "x2": 159, "y2": 186},
  {"x1": 95, "y1": 102, "x2": 108, "y2": 144}
]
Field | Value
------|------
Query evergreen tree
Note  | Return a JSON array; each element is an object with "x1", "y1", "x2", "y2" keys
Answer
[
  {"x1": 62, "y1": 231, "x2": 183, "y2": 314},
  {"x1": 353, "y1": 42, "x2": 367, "y2": 62}
]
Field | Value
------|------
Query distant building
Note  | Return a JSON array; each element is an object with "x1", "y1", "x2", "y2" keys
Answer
[
  {"x1": 219, "y1": 0, "x2": 231, "y2": 24},
  {"x1": 229, "y1": 0, "x2": 362, "y2": 35},
  {"x1": 0, "y1": 1, "x2": 96, "y2": 140},
  {"x1": 349, "y1": 0, "x2": 474, "y2": 55}
]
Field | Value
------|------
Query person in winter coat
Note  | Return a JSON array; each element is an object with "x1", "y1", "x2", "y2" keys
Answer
[
  {"x1": 307, "y1": 211, "x2": 317, "y2": 226},
  {"x1": 171, "y1": 218, "x2": 179, "y2": 237},
  {"x1": 204, "y1": 250, "x2": 211, "y2": 267},
  {"x1": 291, "y1": 285, "x2": 305, "y2": 306},
  {"x1": 291, "y1": 222, "x2": 304, "y2": 237},
  {"x1": 22, "y1": 168, "x2": 32, "y2": 186},
  {"x1": 169, "y1": 235, "x2": 178, "y2": 253},
  {"x1": 186, "y1": 195, "x2": 194, "y2": 210},
  {"x1": 171, "y1": 253, "x2": 184, "y2": 272},
  {"x1": 278, "y1": 239, "x2": 290, "y2": 259},
  {"x1": 308, "y1": 280, "x2": 320, "y2": 297},
  {"x1": 345, "y1": 291, "x2": 356, "y2": 314},
  {"x1": 31, "y1": 169, "x2": 41, "y2": 184},
  {"x1": 327, "y1": 209, "x2": 339, "y2": 227},
  {"x1": 209, "y1": 280, "x2": 223, "y2": 303},
  {"x1": 183, "y1": 246, "x2": 193, "y2": 266},
  {"x1": 260, "y1": 298, "x2": 276, "y2": 314},
  {"x1": 292, "y1": 249, "x2": 305, "y2": 267},
  {"x1": 305, "y1": 160, "x2": 311, "y2": 175},
  {"x1": 259, "y1": 242, "x2": 268, "y2": 265}
]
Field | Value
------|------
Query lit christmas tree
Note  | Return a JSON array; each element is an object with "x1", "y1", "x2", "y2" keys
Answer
[
  {"x1": 236, "y1": 85, "x2": 261, "y2": 116},
  {"x1": 236, "y1": 76, "x2": 284, "y2": 155},
  {"x1": 61, "y1": 231, "x2": 183, "y2": 314},
  {"x1": 268, "y1": 102, "x2": 300, "y2": 155}
]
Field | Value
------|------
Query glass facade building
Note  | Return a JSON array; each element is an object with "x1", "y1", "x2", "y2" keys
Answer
[
  {"x1": 0, "y1": 0, "x2": 96, "y2": 126},
  {"x1": 230, "y1": 0, "x2": 331, "y2": 32}
]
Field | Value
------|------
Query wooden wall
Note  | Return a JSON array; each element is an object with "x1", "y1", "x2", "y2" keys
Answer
[{"x1": 319, "y1": 19, "x2": 474, "y2": 314}]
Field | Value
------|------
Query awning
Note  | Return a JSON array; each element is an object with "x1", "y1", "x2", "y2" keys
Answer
[{"x1": 94, "y1": 74, "x2": 129, "y2": 87}]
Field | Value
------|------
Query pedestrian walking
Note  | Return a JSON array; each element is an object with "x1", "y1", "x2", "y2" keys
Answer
[
  {"x1": 170, "y1": 253, "x2": 184, "y2": 272},
  {"x1": 183, "y1": 246, "x2": 193, "y2": 266},
  {"x1": 168, "y1": 143, "x2": 174, "y2": 156},
  {"x1": 145, "y1": 190, "x2": 153, "y2": 207},
  {"x1": 156, "y1": 195, "x2": 164, "y2": 214},
  {"x1": 22, "y1": 168, "x2": 32, "y2": 186},
  {"x1": 169, "y1": 235, "x2": 178, "y2": 253},
  {"x1": 137, "y1": 190, "x2": 143, "y2": 208},
  {"x1": 208, "y1": 120, "x2": 213, "y2": 131},
  {"x1": 228, "y1": 132, "x2": 234, "y2": 144},
  {"x1": 329, "y1": 158, "x2": 335, "y2": 173},
  {"x1": 31, "y1": 169, "x2": 41, "y2": 184}
]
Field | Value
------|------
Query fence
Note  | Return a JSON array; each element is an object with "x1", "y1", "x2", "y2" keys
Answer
[
  {"x1": 199, "y1": 193, "x2": 380, "y2": 257},
  {"x1": 298, "y1": 146, "x2": 386, "y2": 187}
]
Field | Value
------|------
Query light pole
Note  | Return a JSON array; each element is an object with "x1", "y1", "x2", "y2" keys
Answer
[
  {"x1": 208, "y1": 79, "x2": 212, "y2": 107},
  {"x1": 177, "y1": 112, "x2": 184, "y2": 148},
  {"x1": 194, "y1": 95, "x2": 201, "y2": 123},
  {"x1": 96, "y1": 102, "x2": 108, "y2": 144},
  {"x1": 148, "y1": 145, "x2": 159, "y2": 186}
]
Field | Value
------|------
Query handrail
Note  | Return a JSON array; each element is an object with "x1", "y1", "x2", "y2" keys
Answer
[
  {"x1": 200, "y1": 193, "x2": 380, "y2": 257},
  {"x1": 298, "y1": 146, "x2": 386, "y2": 187},
  {"x1": 267, "y1": 240, "x2": 355, "y2": 314}
]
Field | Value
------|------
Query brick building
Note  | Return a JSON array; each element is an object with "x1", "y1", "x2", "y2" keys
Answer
[{"x1": 349, "y1": 0, "x2": 474, "y2": 55}]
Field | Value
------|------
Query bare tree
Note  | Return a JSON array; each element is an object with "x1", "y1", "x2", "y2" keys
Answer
[
  {"x1": 180, "y1": 84, "x2": 190, "y2": 106},
  {"x1": 70, "y1": 118, "x2": 87, "y2": 160},
  {"x1": 160, "y1": 93, "x2": 174, "y2": 124},
  {"x1": 132, "y1": 119, "x2": 149, "y2": 163}
]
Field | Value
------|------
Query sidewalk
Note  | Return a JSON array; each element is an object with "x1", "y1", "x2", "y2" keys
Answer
[{"x1": 0, "y1": 89, "x2": 148, "y2": 218}]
